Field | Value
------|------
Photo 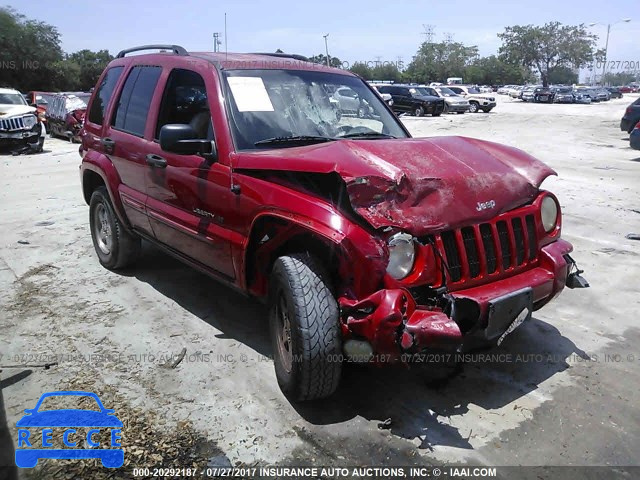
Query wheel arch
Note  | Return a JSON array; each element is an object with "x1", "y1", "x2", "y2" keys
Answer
[
  {"x1": 81, "y1": 156, "x2": 129, "y2": 228},
  {"x1": 244, "y1": 213, "x2": 346, "y2": 298}
]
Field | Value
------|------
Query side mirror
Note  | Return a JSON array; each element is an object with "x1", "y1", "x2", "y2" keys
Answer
[{"x1": 159, "y1": 124, "x2": 217, "y2": 161}]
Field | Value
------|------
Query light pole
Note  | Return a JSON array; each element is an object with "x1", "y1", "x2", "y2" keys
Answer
[
  {"x1": 323, "y1": 33, "x2": 330, "y2": 67},
  {"x1": 589, "y1": 19, "x2": 631, "y2": 85}
]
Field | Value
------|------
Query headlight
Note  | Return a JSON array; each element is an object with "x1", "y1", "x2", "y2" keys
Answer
[
  {"x1": 541, "y1": 196, "x2": 559, "y2": 232},
  {"x1": 386, "y1": 232, "x2": 416, "y2": 280},
  {"x1": 23, "y1": 114, "x2": 37, "y2": 129}
]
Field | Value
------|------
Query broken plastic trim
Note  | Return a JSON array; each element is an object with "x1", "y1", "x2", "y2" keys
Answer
[{"x1": 564, "y1": 254, "x2": 589, "y2": 289}]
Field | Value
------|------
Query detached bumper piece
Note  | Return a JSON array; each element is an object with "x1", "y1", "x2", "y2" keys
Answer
[{"x1": 564, "y1": 254, "x2": 589, "y2": 289}]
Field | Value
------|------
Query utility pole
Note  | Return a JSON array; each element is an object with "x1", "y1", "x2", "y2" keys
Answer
[
  {"x1": 589, "y1": 19, "x2": 631, "y2": 85},
  {"x1": 323, "y1": 33, "x2": 330, "y2": 67},
  {"x1": 422, "y1": 24, "x2": 434, "y2": 43},
  {"x1": 213, "y1": 33, "x2": 222, "y2": 52}
]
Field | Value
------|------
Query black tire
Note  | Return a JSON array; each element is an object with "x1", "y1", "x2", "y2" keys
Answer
[
  {"x1": 481, "y1": 107, "x2": 493, "y2": 113},
  {"x1": 414, "y1": 106, "x2": 424, "y2": 117},
  {"x1": 89, "y1": 187, "x2": 140, "y2": 270},
  {"x1": 468, "y1": 102, "x2": 479, "y2": 113},
  {"x1": 432, "y1": 112, "x2": 441, "y2": 117},
  {"x1": 269, "y1": 253, "x2": 342, "y2": 401},
  {"x1": 457, "y1": 111, "x2": 465, "y2": 114}
]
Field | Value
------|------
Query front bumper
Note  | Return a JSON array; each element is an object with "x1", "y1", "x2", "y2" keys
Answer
[
  {"x1": 0, "y1": 121, "x2": 43, "y2": 144},
  {"x1": 446, "y1": 102, "x2": 469, "y2": 112},
  {"x1": 340, "y1": 239, "x2": 584, "y2": 361}
]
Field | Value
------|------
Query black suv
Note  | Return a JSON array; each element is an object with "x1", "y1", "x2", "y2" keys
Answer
[{"x1": 376, "y1": 85, "x2": 445, "y2": 117}]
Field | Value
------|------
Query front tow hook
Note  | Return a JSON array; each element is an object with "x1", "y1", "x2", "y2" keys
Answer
[{"x1": 565, "y1": 254, "x2": 589, "y2": 289}]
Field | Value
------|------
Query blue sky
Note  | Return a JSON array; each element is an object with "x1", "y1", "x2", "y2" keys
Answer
[{"x1": 11, "y1": 0, "x2": 640, "y2": 69}]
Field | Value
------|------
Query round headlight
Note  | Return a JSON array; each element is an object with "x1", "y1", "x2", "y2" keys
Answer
[
  {"x1": 386, "y1": 232, "x2": 416, "y2": 280},
  {"x1": 23, "y1": 114, "x2": 37, "y2": 129},
  {"x1": 541, "y1": 196, "x2": 559, "y2": 232}
]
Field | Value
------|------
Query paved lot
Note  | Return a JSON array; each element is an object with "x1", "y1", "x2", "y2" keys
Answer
[{"x1": 1, "y1": 94, "x2": 639, "y2": 477}]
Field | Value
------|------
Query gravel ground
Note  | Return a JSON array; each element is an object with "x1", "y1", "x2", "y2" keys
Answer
[{"x1": 1, "y1": 94, "x2": 639, "y2": 478}]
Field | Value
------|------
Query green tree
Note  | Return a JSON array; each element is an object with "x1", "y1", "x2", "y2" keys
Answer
[
  {"x1": 603, "y1": 71, "x2": 638, "y2": 86},
  {"x1": 370, "y1": 63, "x2": 402, "y2": 82},
  {"x1": 348, "y1": 62, "x2": 372, "y2": 79},
  {"x1": 66, "y1": 49, "x2": 113, "y2": 90},
  {"x1": 547, "y1": 65, "x2": 578, "y2": 85},
  {"x1": 464, "y1": 55, "x2": 529, "y2": 85},
  {"x1": 405, "y1": 41, "x2": 478, "y2": 84},
  {"x1": 498, "y1": 22, "x2": 598, "y2": 87},
  {"x1": 308, "y1": 54, "x2": 342, "y2": 68},
  {"x1": 0, "y1": 6, "x2": 64, "y2": 91}
]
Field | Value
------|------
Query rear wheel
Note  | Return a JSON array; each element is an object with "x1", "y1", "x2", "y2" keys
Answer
[
  {"x1": 468, "y1": 102, "x2": 479, "y2": 113},
  {"x1": 414, "y1": 106, "x2": 425, "y2": 117},
  {"x1": 89, "y1": 187, "x2": 140, "y2": 270},
  {"x1": 269, "y1": 253, "x2": 342, "y2": 401}
]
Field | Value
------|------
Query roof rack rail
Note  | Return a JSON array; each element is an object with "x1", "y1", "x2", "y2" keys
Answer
[
  {"x1": 251, "y1": 52, "x2": 310, "y2": 62},
  {"x1": 116, "y1": 45, "x2": 188, "y2": 58}
]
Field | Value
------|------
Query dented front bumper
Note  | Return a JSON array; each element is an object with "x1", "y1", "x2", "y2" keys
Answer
[{"x1": 339, "y1": 239, "x2": 584, "y2": 362}]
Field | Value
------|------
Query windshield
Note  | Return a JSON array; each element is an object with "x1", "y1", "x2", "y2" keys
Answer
[
  {"x1": 0, "y1": 93, "x2": 28, "y2": 106},
  {"x1": 437, "y1": 87, "x2": 457, "y2": 97},
  {"x1": 224, "y1": 69, "x2": 408, "y2": 150},
  {"x1": 412, "y1": 87, "x2": 436, "y2": 97}
]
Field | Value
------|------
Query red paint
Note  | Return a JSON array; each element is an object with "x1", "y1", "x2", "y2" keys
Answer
[{"x1": 80, "y1": 50, "x2": 582, "y2": 362}]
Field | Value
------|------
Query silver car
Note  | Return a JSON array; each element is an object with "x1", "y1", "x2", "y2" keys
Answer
[{"x1": 434, "y1": 86, "x2": 470, "y2": 113}]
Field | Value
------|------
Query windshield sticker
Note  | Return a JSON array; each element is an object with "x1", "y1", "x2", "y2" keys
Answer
[{"x1": 227, "y1": 77, "x2": 274, "y2": 112}]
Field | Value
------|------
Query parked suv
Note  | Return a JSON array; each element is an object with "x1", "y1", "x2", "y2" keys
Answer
[
  {"x1": 445, "y1": 86, "x2": 496, "y2": 112},
  {"x1": 0, "y1": 88, "x2": 46, "y2": 153},
  {"x1": 80, "y1": 45, "x2": 587, "y2": 401},
  {"x1": 375, "y1": 84, "x2": 445, "y2": 116}
]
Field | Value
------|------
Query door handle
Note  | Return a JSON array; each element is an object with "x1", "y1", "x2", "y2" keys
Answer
[
  {"x1": 145, "y1": 154, "x2": 167, "y2": 168},
  {"x1": 100, "y1": 137, "x2": 115, "y2": 153}
]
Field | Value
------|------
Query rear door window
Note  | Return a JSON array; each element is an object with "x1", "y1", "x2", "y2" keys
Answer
[
  {"x1": 112, "y1": 66, "x2": 162, "y2": 137},
  {"x1": 88, "y1": 66, "x2": 124, "y2": 125}
]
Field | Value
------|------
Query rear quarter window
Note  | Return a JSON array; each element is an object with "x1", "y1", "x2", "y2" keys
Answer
[{"x1": 88, "y1": 66, "x2": 124, "y2": 125}]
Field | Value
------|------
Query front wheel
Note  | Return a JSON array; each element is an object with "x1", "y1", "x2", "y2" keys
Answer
[
  {"x1": 414, "y1": 106, "x2": 425, "y2": 117},
  {"x1": 89, "y1": 187, "x2": 140, "y2": 270},
  {"x1": 481, "y1": 107, "x2": 493, "y2": 113},
  {"x1": 468, "y1": 102, "x2": 479, "y2": 113},
  {"x1": 269, "y1": 253, "x2": 342, "y2": 401}
]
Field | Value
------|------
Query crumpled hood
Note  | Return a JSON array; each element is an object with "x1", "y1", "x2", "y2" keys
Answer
[
  {"x1": 233, "y1": 136, "x2": 555, "y2": 236},
  {"x1": 0, "y1": 104, "x2": 36, "y2": 118}
]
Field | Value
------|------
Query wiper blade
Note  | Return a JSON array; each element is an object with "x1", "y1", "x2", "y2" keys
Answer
[
  {"x1": 338, "y1": 132, "x2": 396, "y2": 139},
  {"x1": 254, "y1": 135, "x2": 335, "y2": 147}
]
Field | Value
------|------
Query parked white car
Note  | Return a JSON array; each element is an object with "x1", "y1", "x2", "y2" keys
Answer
[
  {"x1": 0, "y1": 87, "x2": 46, "y2": 153},
  {"x1": 446, "y1": 85, "x2": 497, "y2": 113}
]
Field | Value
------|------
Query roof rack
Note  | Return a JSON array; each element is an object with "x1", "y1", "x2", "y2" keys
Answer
[
  {"x1": 116, "y1": 45, "x2": 188, "y2": 58},
  {"x1": 251, "y1": 52, "x2": 310, "y2": 62}
]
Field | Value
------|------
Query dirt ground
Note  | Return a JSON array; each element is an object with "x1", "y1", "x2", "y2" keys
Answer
[{"x1": 1, "y1": 94, "x2": 639, "y2": 478}]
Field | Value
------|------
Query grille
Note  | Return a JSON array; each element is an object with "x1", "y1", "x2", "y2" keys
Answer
[
  {"x1": 0, "y1": 116, "x2": 26, "y2": 131},
  {"x1": 434, "y1": 213, "x2": 537, "y2": 285}
]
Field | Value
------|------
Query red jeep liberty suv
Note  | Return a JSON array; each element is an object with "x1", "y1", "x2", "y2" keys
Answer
[{"x1": 80, "y1": 45, "x2": 588, "y2": 400}]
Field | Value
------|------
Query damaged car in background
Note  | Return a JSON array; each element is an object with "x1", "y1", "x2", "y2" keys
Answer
[
  {"x1": 0, "y1": 87, "x2": 46, "y2": 154},
  {"x1": 80, "y1": 46, "x2": 589, "y2": 402},
  {"x1": 46, "y1": 92, "x2": 91, "y2": 142}
]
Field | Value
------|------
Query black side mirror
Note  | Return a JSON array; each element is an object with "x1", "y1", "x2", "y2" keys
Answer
[{"x1": 159, "y1": 124, "x2": 217, "y2": 161}]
